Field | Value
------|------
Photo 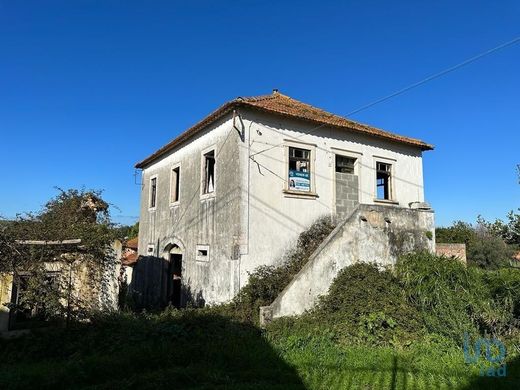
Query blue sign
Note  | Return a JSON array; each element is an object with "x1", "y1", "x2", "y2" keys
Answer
[{"x1": 289, "y1": 170, "x2": 310, "y2": 191}]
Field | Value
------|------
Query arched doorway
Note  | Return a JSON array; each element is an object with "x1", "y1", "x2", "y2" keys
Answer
[{"x1": 168, "y1": 244, "x2": 183, "y2": 308}]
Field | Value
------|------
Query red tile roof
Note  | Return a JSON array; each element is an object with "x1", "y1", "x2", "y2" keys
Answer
[
  {"x1": 125, "y1": 237, "x2": 138, "y2": 250},
  {"x1": 122, "y1": 251, "x2": 138, "y2": 266},
  {"x1": 135, "y1": 91, "x2": 433, "y2": 168}
]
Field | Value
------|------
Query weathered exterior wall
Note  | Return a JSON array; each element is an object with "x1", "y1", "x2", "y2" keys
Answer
[
  {"x1": 267, "y1": 204, "x2": 435, "y2": 319},
  {"x1": 237, "y1": 109, "x2": 426, "y2": 284},
  {"x1": 136, "y1": 114, "x2": 242, "y2": 306},
  {"x1": 136, "y1": 108, "x2": 428, "y2": 308},
  {"x1": 436, "y1": 243, "x2": 466, "y2": 263}
]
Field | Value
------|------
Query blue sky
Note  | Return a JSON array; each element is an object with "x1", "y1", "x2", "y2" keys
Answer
[{"x1": 0, "y1": 1, "x2": 519, "y2": 227}]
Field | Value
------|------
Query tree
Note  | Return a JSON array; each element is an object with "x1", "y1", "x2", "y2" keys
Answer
[
  {"x1": 435, "y1": 221, "x2": 476, "y2": 246},
  {"x1": 0, "y1": 188, "x2": 117, "y2": 325},
  {"x1": 436, "y1": 220, "x2": 512, "y2": 269},
  {"x1": 114, "y1": 222, "x2": 139, "y2": 240}
]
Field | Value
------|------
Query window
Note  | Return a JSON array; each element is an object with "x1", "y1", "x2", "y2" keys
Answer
[
  {"x1": 170, "y1": 166, "x2": 180, "y2": 204},
  {"x1": 196, "y1": 244, "x2": 209, "y2": 262},
  {"x1": 149, "y1": 177, "x2": 157, "y2": 208},
  {"x1": 147, "y1": 244, "x2": 155, "y2": 255},
  {"x1": 335, "y1": 155, "x2": 356, "y2": 174},
  {"x1": 288, "y1": 147, "x2": 311, "y2": 192},
  {"x1": 376, "y1": 162, "x2": 392, "y2": 200},
  {"x1": 202, "y1": 150, "x2": 215, "y2": 194}
]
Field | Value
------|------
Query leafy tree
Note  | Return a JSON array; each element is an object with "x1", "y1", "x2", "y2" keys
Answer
[
  {"x1": 114, "y1": 222, "x2": 139, "y2": 240},
  {"x1": 0, "y1": 188, "x2": 117, "y2": 324},
  {"x1": 436, "y1": 220, "x2": 512, "y2": 269},
  {"x1": 435, "y1": 221, "x2": 476, "y2": 246}
]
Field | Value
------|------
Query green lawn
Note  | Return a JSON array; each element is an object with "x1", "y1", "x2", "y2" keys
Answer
[{"x1": 0, "y1": 312, "x2": 518, "y2": 389}]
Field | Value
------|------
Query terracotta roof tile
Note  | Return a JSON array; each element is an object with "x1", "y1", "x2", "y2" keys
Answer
[
  {"x1": 136, "y1": 91, "x2": 433, "y2": 168},
  {"x1": 125, "y1": 237, "x2": 138, "y2": 250},
  {"x1": 122, "y1": 252, "x2": 138, "y2": 266}
]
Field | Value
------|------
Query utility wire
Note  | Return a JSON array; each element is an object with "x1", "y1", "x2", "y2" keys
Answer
[
  {"x1": 346, "y1": 35, "x2": 520, "y2": 116},
  {"x1": 250, "y1": 35, "x2": 520, "y2": 159}
]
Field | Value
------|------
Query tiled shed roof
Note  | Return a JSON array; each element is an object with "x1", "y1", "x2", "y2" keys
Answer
[
  {"x1": 135, "y1": 91, "x2": 433, "y2": 168},
  {"x1": 125, "y1": 237, "x2": 138, "y2": 250}
]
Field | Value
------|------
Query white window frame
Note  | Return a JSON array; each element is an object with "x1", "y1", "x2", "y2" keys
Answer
[
  {"x1": 200, "y1": 146, "x2": 217, "y2": 199},
  {"x1": 169, "y1": 163, "x2": 181, "y2": 207},
  {"x1": 149, "y1": 174, "x2": 158, "y2": 210},
  {"x1": 146, "y1": 244, "x2": 155, "y2": 256},
  {"x1": 283, "y1": 140, "x2": 317, "y2": 198},
  {"x1": 196, "y1": 244, "x2": 210, "y2": 262}
]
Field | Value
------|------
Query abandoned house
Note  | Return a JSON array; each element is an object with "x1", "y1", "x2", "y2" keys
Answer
[{"x1": 133, "y1": 90, "x2": 435, "y2": 313}]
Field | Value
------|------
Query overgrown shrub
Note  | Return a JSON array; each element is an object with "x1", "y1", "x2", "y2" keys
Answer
[
  {"x1": 435, "y1": 220, "x2": 514, "y2": 269},
  {"x1": 396, "y1": 252, "x2": 520, "y2": 341},
  {"x1": 312, "y1": 262, "x2": 424, "y2": 346},
  {"x1": 268, "y1": 252, "x2": 520, "y2": 350},
  {"x1": 228, "y1": 216, "x2": 336, "y2": 323},
  {"x1": 397, "y1": 252, "x2": 482, "y2": 340}
]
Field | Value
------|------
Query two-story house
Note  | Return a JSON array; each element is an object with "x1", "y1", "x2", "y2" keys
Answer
[{"x1": 132, "y1": 90, "x2": 433, "y2": 308}]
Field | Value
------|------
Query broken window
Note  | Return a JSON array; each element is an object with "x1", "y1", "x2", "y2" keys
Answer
[
  {"x1": 288, "y1": 147, "x2": 311, "y2": 192},
  {"x1": 202, "y1": 150, "x2": 215, "y2": 194},
  {"x1": 170, "y1": 166, "x2": 180, "y2": 203},
  {"x1": 150, "y1": 177, "x2": 157, "y2": 208},
  {"x1": 196, "y1": 245, "x2": 209, "y2": 261},
  {"x1": 376, "y1": 162, "x2": 392, "y2": 200},
  {"x1": 335, "y1": 155, "x2": 356, "y2": 174}
]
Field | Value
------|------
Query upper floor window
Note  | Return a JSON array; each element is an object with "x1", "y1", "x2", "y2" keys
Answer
[
  {"x1": 335, "y1": 155, "x2": 356, "y2": 174},
  {"x1": 288, "y1": 147, "x2": 311, "y2": 192},
  {"x1": 202, "y1": 150, "x2": 215, "y2": 194},
  {"x1": 149, "y1": 176, "x2": 157, "y2": 208},
  {"x1": 170, "y1": 166, "x2": 180, "y2": 204},
  {"x1": 376, "y1": 162, "x2": 392, "y2": 200}
]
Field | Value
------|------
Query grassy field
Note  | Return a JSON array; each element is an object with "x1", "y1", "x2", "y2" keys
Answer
[{"x1": 0, "y1": 311, "x2": 518, "y2": 390}]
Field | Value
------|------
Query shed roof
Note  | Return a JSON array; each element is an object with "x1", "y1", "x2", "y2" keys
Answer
[
  {"x1": 136, "y1": 91, "x2": 433, "y2": 168},
  {"x1": 125, "y1": 237, "x2": 138, "y2": 250}
]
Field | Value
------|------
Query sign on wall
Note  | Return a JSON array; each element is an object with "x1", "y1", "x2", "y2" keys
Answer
[{"x1": 289, "y1": 170, "x2": 310, "y2": 192}]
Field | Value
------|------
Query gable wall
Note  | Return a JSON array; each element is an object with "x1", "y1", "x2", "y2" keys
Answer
[{"x1": 136, "y1": 114, "x2": 243, "y2": 306}]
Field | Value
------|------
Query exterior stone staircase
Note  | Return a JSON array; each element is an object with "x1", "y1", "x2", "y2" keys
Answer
[{"x1": 260, "y1": 204, "x2": 435, "y2": 325}]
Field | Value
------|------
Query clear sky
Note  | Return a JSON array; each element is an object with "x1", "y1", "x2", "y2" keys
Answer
[{"x1": 1, "y1": 1, "x2": 519, "y2": 227}]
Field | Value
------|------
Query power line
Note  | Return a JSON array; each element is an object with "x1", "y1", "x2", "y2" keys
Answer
[
  {"x1": 249, "y1": 35, "x2": 520, "y2": 159},
  {"x1": 346, "y1": 35, "x2": 520, "y2": 116}
]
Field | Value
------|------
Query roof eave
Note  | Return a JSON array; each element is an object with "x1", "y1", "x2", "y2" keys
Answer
[
  {"x1": 135, "y1": 101, "x2": 240, "y2": 169},
  {"x1": 135, "y1": 98, "x2": 434, "y2": 168},
  {"x1": 241, "y1": 103, "x2": 434, "y2": 152}
]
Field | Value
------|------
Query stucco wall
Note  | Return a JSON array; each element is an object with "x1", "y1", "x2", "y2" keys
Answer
[
  {"x1": 136, "y1": 114, "x2": 243, "y2": 306},
  {"x1": 267, "y1": 204, "x2": 435, "y2": 319},
  {"x1": 136, "y1": 108, "x2": 428, "y2": 308},
  {"x1": 237, "y1": 109, "x2": 426, "y2": 283}
]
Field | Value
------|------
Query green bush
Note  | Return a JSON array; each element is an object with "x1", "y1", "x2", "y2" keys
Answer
[
  {"x1": 396, "y1": 252, "x2": 485, "y2": 340},
  {"x1": 269, "y1": 263, "x2": 425, "y2": 347},
  {"x1": 269, "y1": 252, "x2": 520, "y2": 349},
  {"x1": 435, "y1": 220, "x2": 514, "y2": 269},
  {"x1": 397, "y1": 252, "x2": 520, "y2": 341}
]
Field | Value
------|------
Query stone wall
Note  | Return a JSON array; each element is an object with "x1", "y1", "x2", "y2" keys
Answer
[
  {"x1": 436, "y1": 243, "x2": 466, "y2": 263},
  {"x1": 263, "y1": 204, "x2": 435, "y2": 322}
]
